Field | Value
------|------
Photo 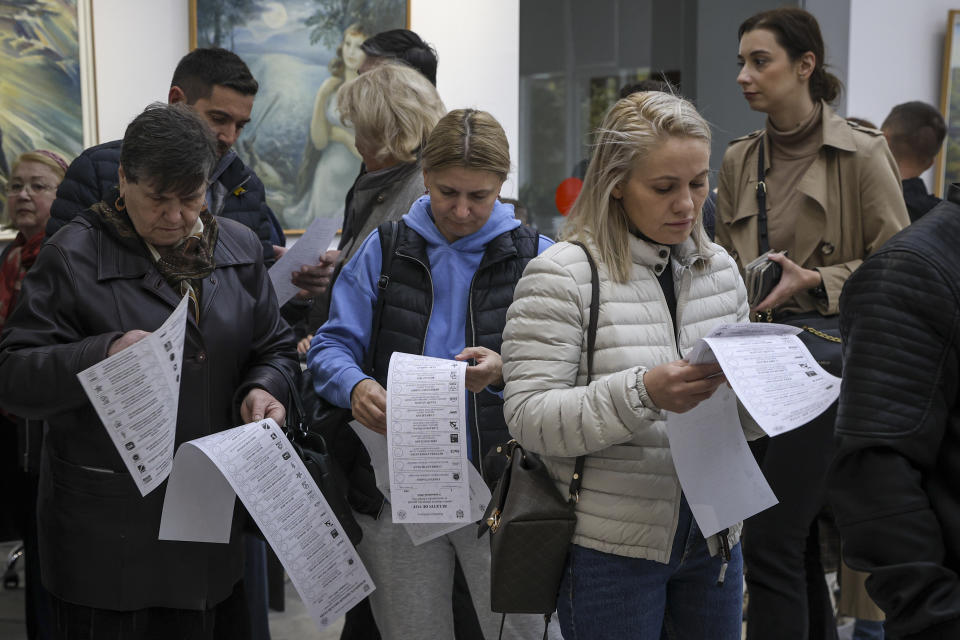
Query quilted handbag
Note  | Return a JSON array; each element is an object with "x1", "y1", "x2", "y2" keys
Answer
[{"x1": 477, "y1": 240, "x2": 598, "y2": 619}]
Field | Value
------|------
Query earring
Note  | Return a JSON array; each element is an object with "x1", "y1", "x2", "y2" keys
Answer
[{"x1": 115, "y1": 195, "x2": 126, "y2": 211}]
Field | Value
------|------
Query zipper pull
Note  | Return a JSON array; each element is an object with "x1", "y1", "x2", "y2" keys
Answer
[{"x1": 716, "y1": 529, "x2": 731, "y2": 586}]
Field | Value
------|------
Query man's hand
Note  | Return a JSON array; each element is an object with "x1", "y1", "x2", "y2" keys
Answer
[
  {"x1": 455, "y1": 346, "x2": 504, "y2": 393},
  {"x1": 297, "y1": 334, "x2": 314, "y2": 355},
  {"x1": 107, "y1": 330, "x2": 151, "y2": 357},
  {"x1": 241, "y1": 388, "x2": 286, "y2": 425},
  {"x1": 293, "y1": 249, "x2": 340, "y2": 298},
  {"x1": 350, "y1": 378, "x2": 387, "y2": 434}
]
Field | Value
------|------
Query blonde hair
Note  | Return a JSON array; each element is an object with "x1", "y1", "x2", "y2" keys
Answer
[
  {"x1": 4, "y1": 150, "x2": 68, "y2": 229},
  {"x1": 561, "y1": 91, "x2": 712, "y2": 282},
  {"x1": 422, "y1": 109, "x2": 510, "y2": 181},
  {"x1": 338, "y1": 61, "x2": 446, "y2": 165}
]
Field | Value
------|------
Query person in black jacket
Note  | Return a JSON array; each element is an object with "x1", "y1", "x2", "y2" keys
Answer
[
  {"x1": 0, "y1": 103, "x2": 297, "y2": 640},
  {"x1": 828, "y1": 184, "x2": 960, "y2": 640},
  {"x1": 48, "y1": 49, "x2": 279, "y2": 257},
  {"x1": 47, "y1": 48, "x2": 337, "y2": 300}
]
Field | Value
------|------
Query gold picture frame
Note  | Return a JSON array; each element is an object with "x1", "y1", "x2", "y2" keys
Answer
[{"x1": 935, "y1": 9, "x2": 960, "y2": 197}]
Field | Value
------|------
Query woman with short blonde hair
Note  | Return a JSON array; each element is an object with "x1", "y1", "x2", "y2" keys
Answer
[
  {"x1": 308, "y1": 108, "x2": 554, "y2": 639},
  {"x1": 338, "y1": 60, "x2": 446, "y2": 167},
  {"x1": 421, "y1": 108, "x2": 511, "y2": 180}
]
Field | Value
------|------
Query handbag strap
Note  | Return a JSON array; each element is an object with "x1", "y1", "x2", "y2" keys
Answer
[
  {"x1": 756, "y1": 136, "x2": 770, "y2": 255},
  {"x1": 262, "y1": 361, "x2": 306, "y2": 437},
  {"x1": 566, "y1": 241, "x2": 600, "y2": 503}
]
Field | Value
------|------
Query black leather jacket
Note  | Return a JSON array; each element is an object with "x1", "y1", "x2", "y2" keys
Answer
[
  {"x1": 0, "y1": 214, "x2": 297, "y2": 611},
  {"x1": 829, "y1": 188, "x2": 960, "y2": 639}
]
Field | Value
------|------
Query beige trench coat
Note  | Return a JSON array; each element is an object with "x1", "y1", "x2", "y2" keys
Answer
[{"x1": 716, "y1": 101, "x2": 909, "y2": 315}]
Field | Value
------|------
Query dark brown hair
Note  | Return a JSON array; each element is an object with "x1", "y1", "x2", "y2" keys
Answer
[{"x1": 738, "y1": 7, "x2": 842, "y2": 103}]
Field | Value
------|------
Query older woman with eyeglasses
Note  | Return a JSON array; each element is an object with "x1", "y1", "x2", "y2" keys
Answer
[
  {"x1": 0, "y1": 148, "x2": 68, "y2": 639},
  {"x1": 1, "y1": 150, "x2": 67, "y2": 328}
]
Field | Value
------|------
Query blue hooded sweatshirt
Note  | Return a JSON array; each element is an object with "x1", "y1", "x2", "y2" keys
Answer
[{"x1": 307, "y1": 196, "x2": 552, "y2": 458}]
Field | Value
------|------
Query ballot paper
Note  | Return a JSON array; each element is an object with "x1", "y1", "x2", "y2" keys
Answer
[
  {"x1": 666, "y1": 386, "x2": 778, "y2": 537},
  {"x1": 386, "y1": 353, "x2": 472, "y2": 524},
  {"x1": 348, "y1": 420, "x2": 491, "y2": 545},
  {"x1": 268, "y1": 216, "x2": 340, "y2": 306},
  {"x1": 158, "y1": 419, "x2": 374, "y2": 632},
  {"x1": 76, "y1": 295, "x2": 189, "y2": 496},
  {"x1": 687, "y1": 323, "x2": 841, "y2": 436}
]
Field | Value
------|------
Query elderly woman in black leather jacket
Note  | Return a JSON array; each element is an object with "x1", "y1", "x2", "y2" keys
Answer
[{"x1": 0, "y1": 103, "x2": 297, "y2": 640}]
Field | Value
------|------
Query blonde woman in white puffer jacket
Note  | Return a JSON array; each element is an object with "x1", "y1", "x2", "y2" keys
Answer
[{"x1": 502, "y1": 91, "x2": 761, "y2": 640}]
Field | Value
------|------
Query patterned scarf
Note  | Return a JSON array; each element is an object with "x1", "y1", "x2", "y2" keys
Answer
[
  {"x1": 88, "y1": 192, "x2": 218, "y2": 319},
  {"x1": 0, "y1": 230, "x2": 45, "y2": 330}
]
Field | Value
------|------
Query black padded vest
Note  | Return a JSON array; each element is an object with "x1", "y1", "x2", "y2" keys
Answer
[{"x1": 370, "y1": 220, "x2": 540, "y2": 479}]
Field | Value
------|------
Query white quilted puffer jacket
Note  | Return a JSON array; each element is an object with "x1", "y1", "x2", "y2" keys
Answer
[{"x1": 502, "y1": 233, "x2": 759, "y2": 563}]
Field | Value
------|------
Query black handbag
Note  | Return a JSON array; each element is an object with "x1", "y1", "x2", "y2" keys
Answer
[
  {"x1": 270, "y1": 363, "x2": 363, "y2": 545},
  {"x1": 477, "y1": 241, "x2": 598, "y2": 623},
  {"x1": 777, "y1": 311, "x2": 843, "y2": 377},
  {"x1": 754, "y1": 139, "x2": 843, "y2": 377}
]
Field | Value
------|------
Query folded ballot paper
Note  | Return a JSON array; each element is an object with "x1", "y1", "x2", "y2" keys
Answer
[{"x1": 666, "y1": 323, "x2": 841, "y2": 537}]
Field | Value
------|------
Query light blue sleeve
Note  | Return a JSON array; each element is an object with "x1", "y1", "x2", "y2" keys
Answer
[
  {"x1": 306, "y1": 230, "x2": 384, "y2": 409},
  {"x1": 538, "y1": 235, "x2": 555, "y2": 253}
]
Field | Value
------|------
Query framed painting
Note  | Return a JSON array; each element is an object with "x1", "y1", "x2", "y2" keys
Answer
[
  {"x1": 0, "y1": 0, "x2": 97, "y2": 239},
  {"x1": 936, "y1": 9, "x2": 960, "y2": 198},
  {"x1": 190, "y1": 0, "x2": 409, "y2": 234}
]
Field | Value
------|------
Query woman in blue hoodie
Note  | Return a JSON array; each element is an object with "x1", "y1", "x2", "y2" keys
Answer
[{"x1": 307, "y1": 109, "x2": 554, "y2": 640}]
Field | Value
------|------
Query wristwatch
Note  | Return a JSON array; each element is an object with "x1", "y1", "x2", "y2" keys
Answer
[{"x1": 808, "y1": 275, "x2": 827, "y2": 300}]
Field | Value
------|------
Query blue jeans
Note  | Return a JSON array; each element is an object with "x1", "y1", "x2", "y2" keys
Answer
[
  {"x1": 556, "y1": 497, "x2": 743, "y2": 640},
  {"x1": 853, "y1": 620, "x2": 884, "y2": 640}
]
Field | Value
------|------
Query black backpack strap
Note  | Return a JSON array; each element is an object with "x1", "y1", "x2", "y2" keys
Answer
[
  {"x1": 566, "y1": 241, "x2": 600, "y2": 502},
  {"x1": 364, "y1": 220, "x2": 400, "y2": 374}
]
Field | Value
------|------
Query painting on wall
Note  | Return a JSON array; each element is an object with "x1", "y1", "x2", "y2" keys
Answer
[
  {"x1": 0, "y1": 0, "x2": 96, "y2": 236},
  {"x1": 937, "y1": 9, "x2": 960, "y2": 197},
  {"x1": 190, "y1": 0, "x2": 408, "y2": 232}
]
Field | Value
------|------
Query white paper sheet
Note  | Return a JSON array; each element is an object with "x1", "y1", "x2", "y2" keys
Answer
[
  {"x1": 159, "y1": 419, "x2": 374, "y2": 632},
  {"x1": 687, "y1": 323, "x2": 841, "y2": 436},
  {"x1": 348, "y1": 420, "x2": 491, "y2": 545},
  {"x1": 386, "y1": 353, "x2": 472, "y2": 524},
  {"x1": 268, "y1": 216, "x2": 340, "y2": 306},
  {"x1": 666, "y1": 386, "x2": 778, "y2": 536},
  {"x1": 76, "y1": 295, "x2": 189, "y2": 496}
]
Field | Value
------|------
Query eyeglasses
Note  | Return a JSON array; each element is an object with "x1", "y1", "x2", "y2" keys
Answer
[{"x1": 6, "y1": 182, "x2": 56, "y2": 196}]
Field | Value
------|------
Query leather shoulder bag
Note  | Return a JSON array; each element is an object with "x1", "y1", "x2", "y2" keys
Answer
[{"x1": 477, "y1": 241, "x2": 598, "y2": 631}]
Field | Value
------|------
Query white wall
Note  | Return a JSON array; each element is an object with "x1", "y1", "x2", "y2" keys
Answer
[
  {"x1": 89, "y1": 0, "x2": 521, "y2": 195},
  {"x1": 92, "y1": 0, "x2": 190, "y2": 141},
  {"x1": 847, "y1": 0, "x2": 956, "y2": 190},
  {"x1": 410, "y1": 0, "x2": 520, "y2": 196}
]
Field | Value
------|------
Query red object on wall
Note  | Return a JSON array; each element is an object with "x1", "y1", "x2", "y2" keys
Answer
[{"x1": 555, "y1": 177, "x2": 583, "y2": 216}]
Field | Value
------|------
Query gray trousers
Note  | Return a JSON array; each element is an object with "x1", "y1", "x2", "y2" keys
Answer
[{"x1": 357, "y1": 509, "x2": 561, "y2": 640}]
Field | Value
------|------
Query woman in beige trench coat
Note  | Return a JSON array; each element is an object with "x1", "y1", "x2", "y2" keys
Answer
[{"x1": 715, "y1": 7, "x2": 908, "y2": 640}]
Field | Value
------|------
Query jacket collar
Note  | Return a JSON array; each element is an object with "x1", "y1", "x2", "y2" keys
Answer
[
  {"x1": 728, "y1": 101, "x2": 853, "y2": 227},
  {"x1": 354, "y1": 158, "x2": 420, "y2": 193},
  {"x1": 96, "y1": 219, "x2": 253, "y2": 282},
  {"x1": 627, "y1": 230, "x2": 712, "y2": 271}
]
